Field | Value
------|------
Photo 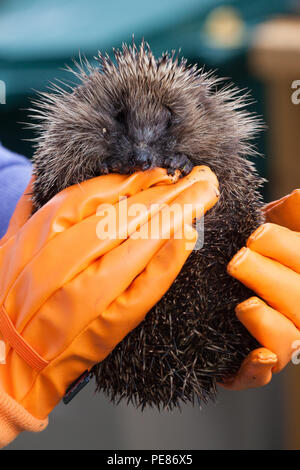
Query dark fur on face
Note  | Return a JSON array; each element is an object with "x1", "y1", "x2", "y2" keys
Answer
[{"x1": 30, "y1": 42, "x2": 263, "y2": 409}]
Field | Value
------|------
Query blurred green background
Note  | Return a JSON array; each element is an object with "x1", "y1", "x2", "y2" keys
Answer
[
  {"x1": 1, "y1": 0, "x2": 298, "y2": 450},
  {"x1": 0, "y1": 0, "x2": 294, "y2": 184}
]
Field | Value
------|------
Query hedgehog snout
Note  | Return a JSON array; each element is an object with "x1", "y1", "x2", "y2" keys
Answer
[{"x1": 131, "y1": 144, "x2": 155, "y2": 171}]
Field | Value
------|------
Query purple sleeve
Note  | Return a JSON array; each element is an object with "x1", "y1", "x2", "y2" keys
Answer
[{"x1": 0, "y1": 143, "x2": 32, "y2": 238}]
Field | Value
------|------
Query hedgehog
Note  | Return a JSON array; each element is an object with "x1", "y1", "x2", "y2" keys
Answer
[{"x1": 29, "y1": 42, "x2": 264, "y2": 410}]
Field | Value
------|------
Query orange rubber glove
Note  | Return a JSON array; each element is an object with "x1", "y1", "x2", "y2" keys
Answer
[
  {"x1": 223, "y1": 189, "x2": 300, "y2": 390},
  {"x1": 0, "y1": 165, "x2": 219, "y2": 447}
]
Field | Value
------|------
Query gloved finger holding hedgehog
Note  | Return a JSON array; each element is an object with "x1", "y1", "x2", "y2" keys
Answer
[
  {"x1": 223, "y1": 189, "x2": 300, "y2": 390},
  {"x1": 0, "y1": 165, "x2": 219, "y2": 447}
]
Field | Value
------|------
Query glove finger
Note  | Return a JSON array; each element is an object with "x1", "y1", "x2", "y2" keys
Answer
[
  {"x1": 24, "y1": 168, "x2": 175, "y2": 247},
  {"x1": 220, "y1": 347, "x2": 277, "y2": 390},
  {"x1": 17, "y1": 227, "x2": 198, "y2": 416},
  {"x1": 69, "y1": 176, "x2": 219, "y2": 318},
  {"x1": 82, "y1": 225, "x2": 198, "y2": 357},
  {"x1": 17, "y1": 225, "x2": 197, "y2": 365},
  {"x1": 227, "y1": 248, "x2": 300, "y2": 329},
  {"x1": 263, "y1": 189, "x2": 300, "y2": 232},
  {"x1": 2, "y1": 165, "x2": 216, "y2": 302},
  {"x1": 94, "y1": 164, "x2": 217, "y2": 250},
  {"x1": 0, "y1": 168, "x2": 182, "y2": 306},
  {"x1": 0, "y1": 176, "x2": 34, "y2": 247},
  {"x1": 262, "y1": 194, "x2": 291, "y2": 213},
  {"x1": 28, "y1": 165, "x2": 216, "y2": 251},
  {"x1": 235, "y1": 297, "x2": 300, "y2": 373},
  {"x1": 247, "y1": 223, "x2": 300, "y2": 274},
  {"x1": 5, "y1": 171, "x2": 218, "y2": 332},
  {"x1": 5, "y1": 168, "x2": 218, "y2": 332}
]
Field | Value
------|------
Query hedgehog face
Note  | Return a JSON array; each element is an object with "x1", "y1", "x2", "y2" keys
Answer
[
  {"x1": 31, "y1": 43, "x2": 259, "y2": 210},
  {"x1": 31, "y1": 43, "x2": 263, "y2": 409},
  {"x1": 101, "y1": 102, "x2": 193, "y2": 175}
]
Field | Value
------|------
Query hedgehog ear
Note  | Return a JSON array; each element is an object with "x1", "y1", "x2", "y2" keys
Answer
[{"x1": 115, "y1": 110, "x2": 126, "y2": 126}]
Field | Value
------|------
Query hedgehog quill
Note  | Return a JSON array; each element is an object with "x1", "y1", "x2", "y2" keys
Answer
[{"x1": 29, "y1": 42, "x2": 263, "y2": 410}]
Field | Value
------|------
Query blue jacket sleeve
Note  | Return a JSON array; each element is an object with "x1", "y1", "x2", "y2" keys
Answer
[{"x1": 0, "y1": 144, "x2": 32, "y2": 238}]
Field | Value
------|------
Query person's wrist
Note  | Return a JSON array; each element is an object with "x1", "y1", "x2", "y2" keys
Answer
[{"x1": 0, "y1": 385, "x2": 48, "y2": 447}]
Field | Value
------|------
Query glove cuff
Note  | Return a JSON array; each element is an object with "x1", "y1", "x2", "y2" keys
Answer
[{"x1": 0, "y1": 386, "x2": 48, "y2": 448}]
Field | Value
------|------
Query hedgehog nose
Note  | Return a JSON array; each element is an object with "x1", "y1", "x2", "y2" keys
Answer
[{"x1": 132, "y1": 146, "x2": 153, "y2": 170}]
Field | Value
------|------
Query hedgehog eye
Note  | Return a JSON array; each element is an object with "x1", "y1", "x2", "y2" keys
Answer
[
  {"x1": 165, "y1": 106, "x2": 172, "y2": 118},
  {"x1": 115, "y1": 110, "x2": 126, "y2": 126},
  {"x1": 163, "y1": 106, "x2": 172, "y2": 127}
]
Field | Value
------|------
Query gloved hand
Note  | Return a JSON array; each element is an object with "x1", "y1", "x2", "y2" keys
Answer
[
  {"x1": 0, "y1": 165, "x2": 219, "y2": 447},
  {"x1": 223, "y1": 189, "x2": 300, "y2": 390}
]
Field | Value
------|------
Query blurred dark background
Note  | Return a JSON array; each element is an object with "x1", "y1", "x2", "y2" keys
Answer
[{"x1": 1, "y1": 0, "x2": 300, "y2": 450}]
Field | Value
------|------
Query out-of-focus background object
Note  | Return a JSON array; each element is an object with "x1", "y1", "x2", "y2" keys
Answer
[
  {"x1": 250, "y1": 15, "x2": 300, "y2": 449},
  {"x1": 1, "y1": 0, "x2": 299, "y2": 450},
  {"x1": 250, "y1": 17, "x2": 300, "y2": 200}
]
